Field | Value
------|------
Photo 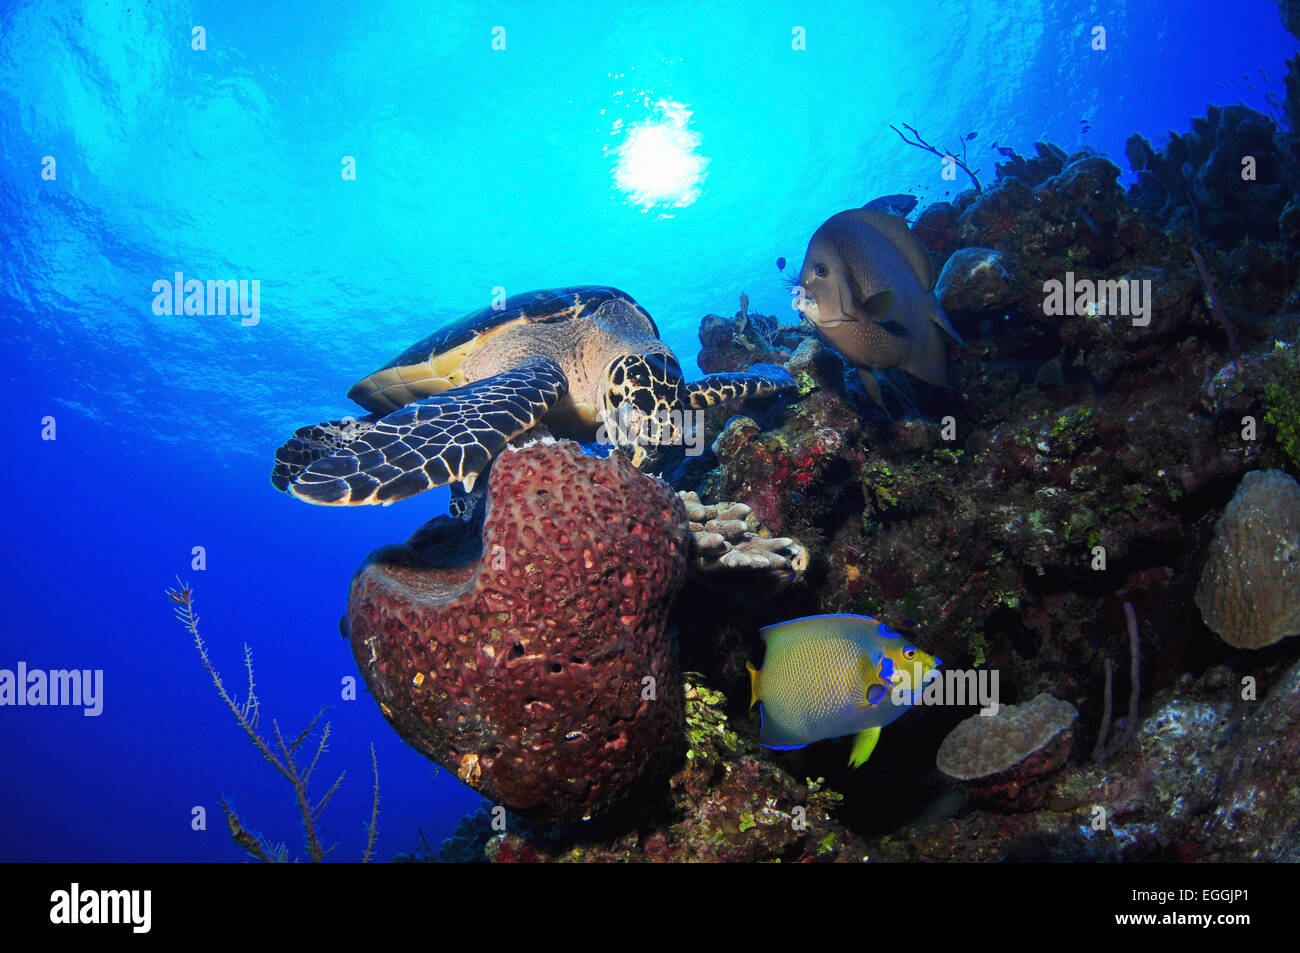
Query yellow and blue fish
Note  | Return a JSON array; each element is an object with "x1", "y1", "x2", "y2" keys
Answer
[{"x1": 747, "y1": 613, "x2": 941, "y2": 767}]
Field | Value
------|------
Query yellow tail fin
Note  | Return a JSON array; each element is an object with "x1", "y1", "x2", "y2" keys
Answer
[{"x1": 746, "y1": 661, "x2": 760, "y2": 711}]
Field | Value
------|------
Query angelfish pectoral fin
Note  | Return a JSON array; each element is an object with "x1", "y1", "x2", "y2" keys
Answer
[
  {"x1": 856, "y1": 655, "x2": 890, "y2": 706},
  {"x1": 848, "y1": 727, "x2": 882, "y2": 768},
  {"x1": 855, "y1": 289, "x2": 896, "y2": 323}
]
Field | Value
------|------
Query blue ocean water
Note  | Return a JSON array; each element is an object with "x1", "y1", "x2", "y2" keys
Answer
[{"x1": 0, "y1": 0, "x2": 1294, "y2": 861}]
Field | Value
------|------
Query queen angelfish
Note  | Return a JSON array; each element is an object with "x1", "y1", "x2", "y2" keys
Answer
[{"x1": 747, "y1": 613, "x2": 940, "y2": 767}]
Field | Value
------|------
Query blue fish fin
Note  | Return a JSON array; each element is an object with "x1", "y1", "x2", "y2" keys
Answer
[
  {"x1": 848, "y1": 727, "x2": 882, "y2": 768},
  {"x1": 857, "y1": 368, "x2": 886, "y2": 411}
]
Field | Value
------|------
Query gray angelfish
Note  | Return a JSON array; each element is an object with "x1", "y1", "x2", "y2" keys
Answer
[{"x1": 795, "y1": 208, "x2": 963, "y2": 410}]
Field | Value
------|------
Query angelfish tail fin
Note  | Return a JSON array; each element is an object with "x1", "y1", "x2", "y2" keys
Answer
[{"x1": 747, "y1": 661, "x2": 760, "y2": 711}]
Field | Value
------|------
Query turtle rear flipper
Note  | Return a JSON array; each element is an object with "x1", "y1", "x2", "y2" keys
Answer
[
  {"x1": 687, "y1": 363, "x2": 795, "y2": 408},
  {"x1": 288, "y1": 358, "x2": 569, "y2": 506}
]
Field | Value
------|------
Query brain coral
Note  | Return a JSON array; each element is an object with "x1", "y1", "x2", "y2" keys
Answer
[
  {"x1": 936, "y1": 693, "x2": 1078, "y2": 811},
  {"x1": 1195, "y1": 468, "x2": 1300, "y2": 649},
  {"x1": 345, "y1": 439, "x2": 689, "y2": 821}
]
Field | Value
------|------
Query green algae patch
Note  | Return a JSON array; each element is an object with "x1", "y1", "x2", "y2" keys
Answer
[{"x1": 1264, "y1": 347, "x2": 1300, "y2": 471}]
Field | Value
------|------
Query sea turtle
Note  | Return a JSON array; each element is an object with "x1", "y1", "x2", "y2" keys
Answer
[{"x1": 271, "y1": 286, "x2": 794, "y2": 507}]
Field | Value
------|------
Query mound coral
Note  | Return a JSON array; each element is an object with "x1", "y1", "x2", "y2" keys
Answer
[
  {"x1": 1195, "y1": 469, "x2": 1300, "y2": 649},
  {"x1": 345, "y1": 439, "x2": 689, "y2": 821},
  {"x1": 936, "y1": 693, "x2": 1078, "y2": 811}
]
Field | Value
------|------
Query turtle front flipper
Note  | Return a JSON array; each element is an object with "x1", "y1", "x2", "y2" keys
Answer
[
  {"x1": 286, "y1": 358, "x2": 569, "y2": 506},
  {"x1": 271, "y1": 414, "x2": 383, "y2": 492},
  {"x1": 687, "y1": 363, "x2": 795, "y2": 408}
]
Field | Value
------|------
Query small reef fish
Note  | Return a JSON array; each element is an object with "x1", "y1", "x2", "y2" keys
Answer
[
  {"x1": 795, "y1": 206, "x2": 964, "y2": 410},
  {"x1": 747, "y1": 613, "x2": 941, "y2": 767},
  {"x1": 776, "y1": 256, "x2": 787, "y2": 271},
  {"x1": 1076, "y1": 203, "x2": 1101, "y2": 238}
]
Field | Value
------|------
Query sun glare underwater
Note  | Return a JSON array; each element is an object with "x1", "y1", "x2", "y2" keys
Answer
[{"x1": 3, "y1": 0, "x2": 1300, "y2": 864}]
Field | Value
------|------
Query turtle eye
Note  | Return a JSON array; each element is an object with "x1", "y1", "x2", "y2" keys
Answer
[
  {"x1": 814, "y1": 264, "x2": 828, "y2": 278},
  {"x1": 903, "y1": 647, "x2": 916, "y2": 660}
]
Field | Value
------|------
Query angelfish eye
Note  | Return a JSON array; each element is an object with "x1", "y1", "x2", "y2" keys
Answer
[
  {"x1": 903, "y1": 647, "x2": 916, "y2": 660},
  {"x1": 814, "y1": 264, "x2": 828, "y2": 278}
]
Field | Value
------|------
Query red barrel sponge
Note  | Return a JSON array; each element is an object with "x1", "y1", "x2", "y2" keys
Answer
[{"x1": 346, "y1": 439, "x2": 688, "y2": 821}]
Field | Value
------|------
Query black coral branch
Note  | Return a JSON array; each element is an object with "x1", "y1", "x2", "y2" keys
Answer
[{"x1": 167, "y1": 578, "x2": 381, "y2": 863}]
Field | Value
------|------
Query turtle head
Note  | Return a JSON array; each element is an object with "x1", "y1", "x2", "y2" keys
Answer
[{"x1": 598, "y1": 352, "x2": 691, "y2": 468}]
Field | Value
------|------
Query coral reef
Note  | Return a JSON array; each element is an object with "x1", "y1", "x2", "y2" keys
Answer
[
  {"x1": 680, "y1": 111, "x2": 1300, "y2": 722},
  {"x1": 867, "y1": 656, "x2": 1300, "y2": 861},
  {"x1": 418, "y1": 675, "x2": 872, "y2": 862},
  {"x1": 346, "y1": 439, "x2": 689, "y2": 822},
  {"x1": 680, "y1": 491, "x2": 809, "y2": 575},
  {"x1": 1125, "y1": 105, "x2": 1296, "y2": 249},
  {"x1": 639, "y1": 105, "x2": 1300, "y2": 862},
  {"x1": 935, "y1": 693, "x2": 1078, "y2": 811},
  {"x1": 696, "y1": 300, "x2": 801, "y2": 375},
  {"x1": 1195, "y1": 469, "x2": 1300, "y2": 649},
  {"x1": 411, "y1": 101, "x2": 1300, "y2": 862}
]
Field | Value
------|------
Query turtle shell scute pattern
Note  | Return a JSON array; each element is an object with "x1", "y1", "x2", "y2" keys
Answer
[{"x1": 375, "y1": 286, "x2": 639, "y2": 370}]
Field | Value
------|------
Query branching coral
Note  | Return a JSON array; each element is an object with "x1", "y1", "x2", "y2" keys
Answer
[
  {"x1": 890, "y1": 123, "x2": 983, "y2": 192},
  {"x1": 166, "y1": 579, "x2": 380, "y2": 862},
  {"x1": 1190, "y1": 246, "x2": 1242, "y2": 370}
]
